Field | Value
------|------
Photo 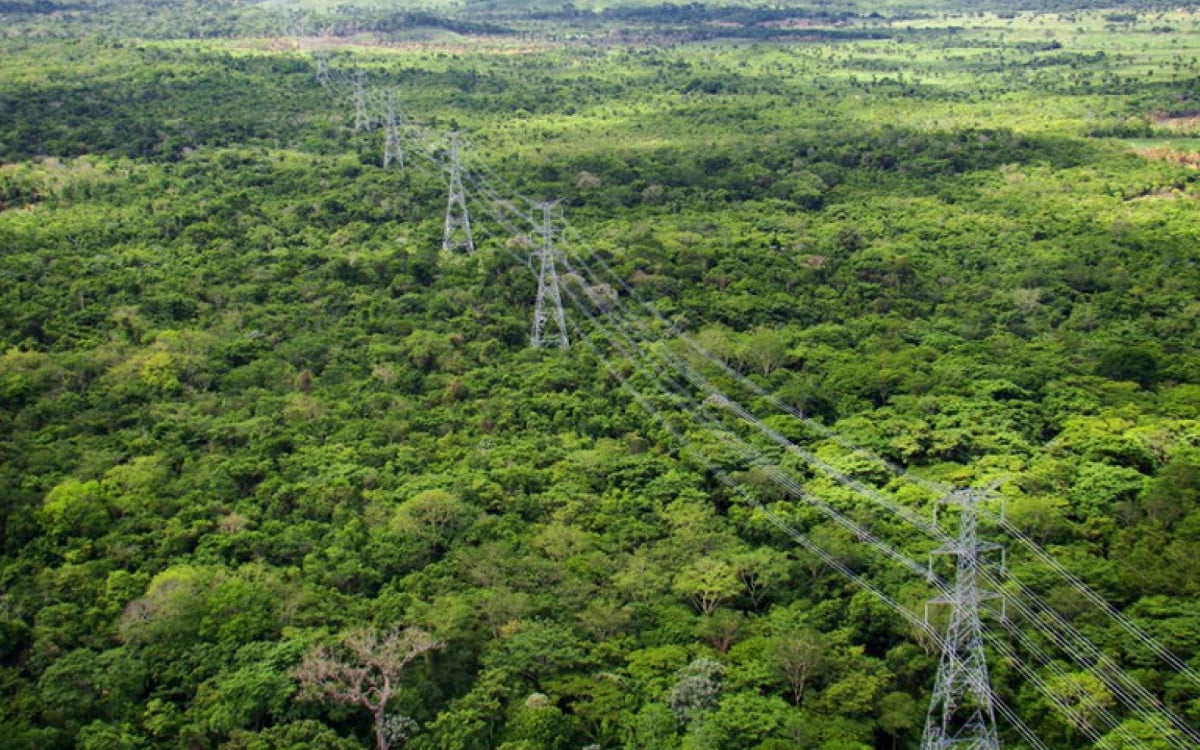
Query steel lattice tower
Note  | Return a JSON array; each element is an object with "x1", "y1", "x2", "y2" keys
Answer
[
  {"x1": 530, "y1": 201, "x2": 569, "y2": 349},
  {"x1": 922, "y1": 488, "x2": 1003, "y2": 750},
  {"x1": 316, "y1": 54, "x2": 329, "y2": 87},
  {"x1": 441, "y1": 131, "x2": 474, "y2": 254},
  {"x1": 353, "y1": 71, "x2": 369, "y2": 133},
  {"x1": 383, "y1": 91, "x2": 403, "y2": 169}
]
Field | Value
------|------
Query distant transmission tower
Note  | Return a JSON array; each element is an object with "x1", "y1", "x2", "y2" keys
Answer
[
  {"x1": 353, "y1": 71, "x2": 369, "y2": 133},
  {"x1": 442, "y1": 131, "x2": 475, "y2": 254},
  {"x1": 922, "y1": 488, "x2": 1003, "y2": 750},
  {"x1": 531, "y1": 201, "x2": 569, "y2": 349},
  {"x1": 382, "y1": 91, "x2": 403, "y2": 169},
  {"x1": 316, "y1": 54, "x2": 329, "y2": 87}
]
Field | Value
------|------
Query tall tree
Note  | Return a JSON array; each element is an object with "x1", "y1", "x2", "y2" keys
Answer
[
  {"x1": 293, "y1": 627, "x2": 442, "y2": 750},
  {"x1": 768, "y1": 629, "x2": 829, "y2": 706}
]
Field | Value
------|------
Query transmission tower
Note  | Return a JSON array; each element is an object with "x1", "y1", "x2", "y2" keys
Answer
[
  {"x1": 531, "y1": 201, "x2": 569, "y2": 349},
  {"x1": 441, "y1": 131, "x2": 474, "y2": 254},
  {"x1": 316, "y1": 54, "x2": 329, "y2": 87},
  {"x1": 353, "y1": 71, "x2": 369, "y2": 133},
  {"x1": 382, "y1": 91, "x2": 403, "y2": 169},
  {"x1": 922, "y1": 488, "x2": 1003, "y2": 750}
]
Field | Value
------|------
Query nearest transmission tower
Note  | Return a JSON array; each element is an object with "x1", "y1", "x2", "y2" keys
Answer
[
  {"x1": 441, "y1": 131, "x2": 475, "y2": 254},
  {"x1": 353, "y1": 71, "x2": 369, "y2": 133},
  {"x1": 382, "y1": 91, "x2": 403, "y2": 169},
  {"x1": 530, "y1": 201, "x2": 569, "y2": 349},
  {"x1": 922, "y1": 488, "x2": 1003, "y2": 750}
]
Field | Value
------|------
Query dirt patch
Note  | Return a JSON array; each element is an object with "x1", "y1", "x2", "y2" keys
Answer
[
  {"x1": 1152, "y1": 110, "x2": 1200, "y2": 132},
  {"x1": 1138, "y1": 146, "x2": 1200, "y2": 168},
  {"x1": 757, "y1": 17, "x2": 824, "y2": 29},
  {"x1": 247, "y1": 34, "x2": 557, "y2": 55}
]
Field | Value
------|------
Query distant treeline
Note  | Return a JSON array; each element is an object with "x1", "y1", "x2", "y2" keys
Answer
[
  {"x1": 564, "y1": 3, "x2": 853, "y2": 25},
  {"x1": 0, "y1": 0, "x2": 85, "y2": 13},
  {"x1": 947, "y1": 0, "x2": 1198, "y2": 12},
  {"x1": 528, "y1": 3, "x2": 859, "y2": 26},
  {"x1": 0, "y1": 0, "x2": 515, "y2": 39}
]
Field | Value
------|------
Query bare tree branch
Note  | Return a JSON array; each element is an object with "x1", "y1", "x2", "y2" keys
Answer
[{"x1": 293, "y1": 627, "x2": 443, "y2": 750}]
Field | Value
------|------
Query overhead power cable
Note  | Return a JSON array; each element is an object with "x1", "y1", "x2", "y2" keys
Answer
[{"x1": 303, "y1": 54, "x2": 1200, "y2": 747}]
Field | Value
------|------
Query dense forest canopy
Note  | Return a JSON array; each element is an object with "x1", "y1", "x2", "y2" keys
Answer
[{"x1": 1, "y1": 2, "x2": 1199, "y2": 749}]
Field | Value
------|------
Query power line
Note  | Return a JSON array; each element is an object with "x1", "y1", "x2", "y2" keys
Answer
[
  {"x1": 456, "y1": 149, "x2": 1200, "y2": 744},
  {"x1": 456, "y1": 161, "x2": 1198, "y2": 750},
  {"x1": 303, "y1": 56, "x2": 1200, "y2": 746},
  {"x1": 988, "y1": 507, "x2": 1200, "y2": 691}
]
